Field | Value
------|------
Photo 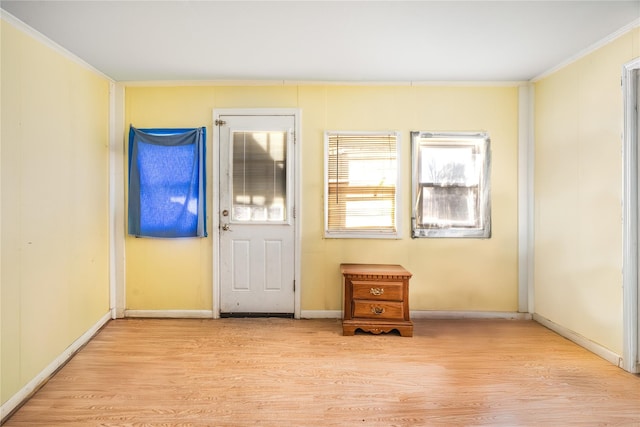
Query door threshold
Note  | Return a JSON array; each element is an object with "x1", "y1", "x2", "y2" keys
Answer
[{"x1": 220, "y1": 312, "x2": 294, "y2": 319}]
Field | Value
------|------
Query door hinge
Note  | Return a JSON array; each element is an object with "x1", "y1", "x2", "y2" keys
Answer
[
  {"x1": 293, "y1": 206, "x2": 296, "y2": 219},
  {"x1": 215, "y1": 119, "x2": 227, "y2": 126},
  {"x1": 293, "y1": 280, "x2": 296, "y2": 292}
]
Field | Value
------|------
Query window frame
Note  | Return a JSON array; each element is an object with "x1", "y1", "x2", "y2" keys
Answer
[
  {"x1": 411, "y1": 131, "x2": 491, "y2": 238},
  {"x1": 324, "y1": 130, "x2": 402, "y2": 239}
]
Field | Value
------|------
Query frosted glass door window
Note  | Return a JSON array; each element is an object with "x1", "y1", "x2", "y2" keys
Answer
[{"x1": 232, "y1": 131, "x2": 287, "y2": 222}]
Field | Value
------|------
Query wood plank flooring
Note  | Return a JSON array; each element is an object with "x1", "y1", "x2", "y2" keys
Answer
[{"x1": 4, "y1": 318, "x2": 640, "y2": 426}]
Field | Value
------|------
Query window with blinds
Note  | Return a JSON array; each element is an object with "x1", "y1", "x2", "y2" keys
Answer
[{"x1": 324, "y1": 131, "x2": 401, "y2": 238}]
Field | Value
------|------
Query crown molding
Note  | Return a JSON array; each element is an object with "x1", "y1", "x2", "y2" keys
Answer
[
  {"x1": 121, "y1": 79, "x2": 527, "y2": 88},
  {"x1": 532, "y1": 17, "x2": 640, "y2": 82},
  {"x1": 1, "y1": 10, "x2": 114, "y2": 82}
]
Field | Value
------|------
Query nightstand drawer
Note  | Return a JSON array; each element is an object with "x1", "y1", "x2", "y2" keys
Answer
[
  {"x1": 352, "y1": 281, "x2": 403, "y2": 301},
  {"x1": 352, "y1": 300, "x2": 404, "y2": 319}
]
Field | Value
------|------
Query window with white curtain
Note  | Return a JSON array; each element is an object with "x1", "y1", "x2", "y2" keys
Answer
[
  {"x1": 411, "y1": 131, "x2": 491, "y2": 238},
  {"x1": 324, "y1": 131, "x2": 401, "y2": 238}
]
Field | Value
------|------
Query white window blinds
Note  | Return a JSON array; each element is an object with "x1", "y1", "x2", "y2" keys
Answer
[{"x1": 325, "y1": 131, "x2": 400, "y2": 238}]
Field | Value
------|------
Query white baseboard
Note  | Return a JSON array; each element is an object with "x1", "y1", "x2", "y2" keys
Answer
[
  {"x1": 124, "y1": 309, "x2": 214, "y2": 318},
  {"x1": 533, "y1": 313, "x2": 623, "y2": 367},
  {"x1": 300, "y1": 310, "x2": 532, "y2": 320},
  {"x1": 300, "y1": 310, "x2": 342, "y2": 319},
  {"x1": 411, "y1": 310, "x2": 532, "y2": 320},
  {"x1": 0, "y1": 311, "x2": 112, "y2": 423}
]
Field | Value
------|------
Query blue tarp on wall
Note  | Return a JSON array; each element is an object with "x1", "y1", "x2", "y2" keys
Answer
[{"x1": 128, "y1": 126, "x2": 207, "y2": 238}]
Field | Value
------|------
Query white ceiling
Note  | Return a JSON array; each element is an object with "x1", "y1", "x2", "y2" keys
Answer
[{"x1": 2, "y1": 1, "x2": 639, "y2": 83}]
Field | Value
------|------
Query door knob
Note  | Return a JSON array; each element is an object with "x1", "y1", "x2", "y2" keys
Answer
[{"x1": 222, "y1": 224, "x2": 230, "y2": 231}]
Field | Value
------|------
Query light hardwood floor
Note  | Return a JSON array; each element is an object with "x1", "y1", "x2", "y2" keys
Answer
[{"x1": 4, "y1": 318, "x2": 640, "y2": 426}]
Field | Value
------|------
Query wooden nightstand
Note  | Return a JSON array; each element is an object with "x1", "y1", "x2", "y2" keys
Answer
[{"x1": 341, "y1": 263, "x2": 413, "y2": 337}]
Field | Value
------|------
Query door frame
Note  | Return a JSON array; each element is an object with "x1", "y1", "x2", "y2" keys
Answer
[
  {"x1": 622, "y1": 58, "x2": 640, "y2": 374},
  {"x1": 212, "y1": 108, "x2": 302, "y2": 319}
]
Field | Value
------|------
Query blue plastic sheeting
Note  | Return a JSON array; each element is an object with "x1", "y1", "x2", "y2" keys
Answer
[{"x1": 128, "y1": 126, "x2": 207, "y2": 238}]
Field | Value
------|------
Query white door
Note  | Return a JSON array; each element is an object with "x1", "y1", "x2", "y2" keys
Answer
[
  {"x1": 637, "y1": 70, "x2": 640, "y2": 367},
  {"x1": 218, "y1": 114, "x2": 296, "y2": 315},
  {"x1": 623, "y1": 62, "x2": 640, "y2": 373}
]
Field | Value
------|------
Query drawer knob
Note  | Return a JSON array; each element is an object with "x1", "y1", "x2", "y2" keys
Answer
[
  {"x1": 369, "y1": 287, "x2": 384, "y2": 296},
  {"x1": 371, "y1": 306, "x2": 385, "y2": 315}
]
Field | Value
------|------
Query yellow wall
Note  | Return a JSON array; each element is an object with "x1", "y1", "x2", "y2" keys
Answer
[
  {"x1": 1, "y1": 19, "x2": 111, "y2": 405},
  {"x1": 534, "y1": 28, "x2": 640, "y2": 355},
  {"x1": 125, "y1": 84, "x2": 519, "y2": 313}
]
